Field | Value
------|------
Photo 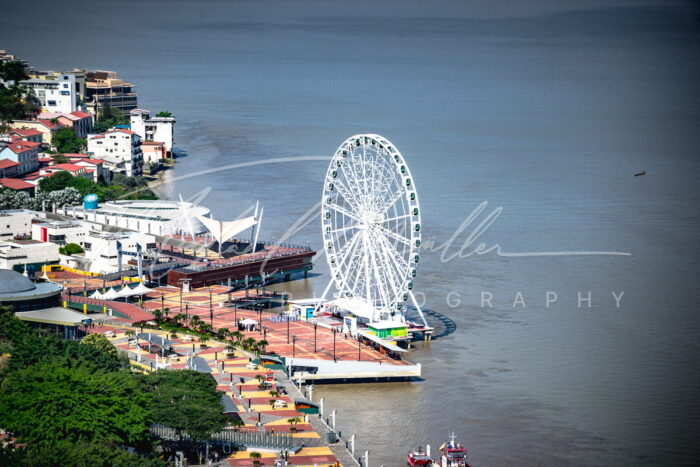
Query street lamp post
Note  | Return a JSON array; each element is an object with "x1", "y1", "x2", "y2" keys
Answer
[
  {"x1": 209, "y1": 289, "x2": 213, "y2": 327},
  {"x1": 314, "y1": 322, "x2": 317, "y2": 353},
  {"x1": 287, "y1": 315, "x2": 290, "y2": 344},
  {"x1": 292, "y1": 335, "x2": 296, "y2": 358},
  {"x1": 358, "y1": 336, "x2": 361, "y2": 361},
  {"x1": 333, "y1": 328, "x2": 336, "y2": 362}
]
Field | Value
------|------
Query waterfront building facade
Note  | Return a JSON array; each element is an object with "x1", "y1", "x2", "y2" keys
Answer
[
  {"x1": 81, "y1": 230, "x2": 157, "y2": 274},
  {"x1": 58, "y1": 199, "x2": 211, "y2": 237},
  {"x1": 20, "y1": 74, "x2": 77, "y2": 113},
  {"x1": 0, "y1": 209, "x2": 35, "y2": 240},
  {"x1": 83, "y1": 70, "x2": 138, "y2": 117},
  {"x1": 37, "y1": 111, "x2": 93, "y2": 138},
  {"x1": 7, "y1": 128, "x2": 43, "y2": 144},
  {"x1": 0, "y1": 140, "x2": 40, "y2": 175},
  {"x1": 130, "y1": 109, "x2": 175, "y2": 155},
  {"x1": 87, "y1": 129, "x2": 142, "y2": 177},
  {"x1": 0, "y1": 239, "x2": 60, "y2": 271},
  {"x1": 141, "y1": 141, "x2": 166, "y2": 164},
  {"x1": 11, "y1": 119, "x2": 62, "y2": 147},
  {"x1": 32, "y1": 219, "x2": 93, "y2": 247}
]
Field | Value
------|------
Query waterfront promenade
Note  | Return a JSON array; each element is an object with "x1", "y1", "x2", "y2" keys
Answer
[{"x1": 65, "y1": 273, "x2": 410, "y2": 465}]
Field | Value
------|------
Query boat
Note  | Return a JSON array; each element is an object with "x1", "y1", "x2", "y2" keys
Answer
[
  {"x1": 438, "y1": 433, "x2": 469, "y2": 467},
  {"x1": 635, "y1": 170, "x2": 646, "y2": 177},
  {"x1": 406, "y1": 445, "x2": 433, "y2": 466}
]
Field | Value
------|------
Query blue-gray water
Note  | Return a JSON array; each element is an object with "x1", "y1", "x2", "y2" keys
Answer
[{"x1": 3, "y1": 1, "x2": 699, "y2": 465}]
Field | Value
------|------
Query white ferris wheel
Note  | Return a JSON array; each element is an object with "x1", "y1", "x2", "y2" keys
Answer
[{"x1": 318, "y1": 134, "x2": 427, "y2": 326}]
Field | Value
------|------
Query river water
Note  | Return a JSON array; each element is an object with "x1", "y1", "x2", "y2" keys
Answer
[{"x1": 3, "y1": 1, "x2": 699, "y2": 465}]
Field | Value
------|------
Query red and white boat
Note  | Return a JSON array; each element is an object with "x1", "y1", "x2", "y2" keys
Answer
[
  {"x1": 406, "y1": 446, "x2": 433, "y2": 466},
  {"x1": 438, "y1": 433, "x2": 469, "y2": 467}
]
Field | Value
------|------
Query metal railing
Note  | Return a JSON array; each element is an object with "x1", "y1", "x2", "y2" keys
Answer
[{"x1": 150, "y1": 425, "x2": 297, "y2": 450}]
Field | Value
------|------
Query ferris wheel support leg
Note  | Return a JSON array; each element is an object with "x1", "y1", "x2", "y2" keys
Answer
[
  {"x1": 313, "y1": 279, "x2": 334, "y2": 315},
  {"x1": 409, "y1": 290, "x2": 428, "y2": 328}
]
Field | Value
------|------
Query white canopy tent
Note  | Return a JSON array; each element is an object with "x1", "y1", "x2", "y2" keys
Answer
[
  {"x1": 196, "y1": 203, "x2": 261, "y2": 256},
  {"x1": 116, "y1": 286, "x2": 138, "y2": 299},
  {"x1": 101, "y1": 288, "x2": 120, "y2": 300},
  {"x1": 239, "y1": 318, "x2": 258, "y2": 331},
  {"x1": 131, "y1": 282, "x2": 151, "y2": 295},
  {"x1": 90, "y1": 289, "x2": 106, "y2": 300}
]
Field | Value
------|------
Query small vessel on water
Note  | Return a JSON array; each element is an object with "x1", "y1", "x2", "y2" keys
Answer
[
  {"x1": 406, "y1": 445, "x2": 433, "y2": 466},
  {"x1": 438, "y1": 433, "x2": 469, "y2": 467},
  {"x1": 635, "y1": 170, "x2": 646, "y2": 176}
]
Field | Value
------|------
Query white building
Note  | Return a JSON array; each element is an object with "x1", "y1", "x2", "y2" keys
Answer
[
  {"x1": 130, "y1": 109, "x2": 175, "y2": 155},
  {"x1": 0, "y1": 209, "x2": 36, "y2": 240},
  {"x1": 0, "y1": 239, "x2": 59, "y2": 270},
  {"x1": 20, "y1": 74, "x2": 77, "y2": 113},
  {"x1": 57, "y1": 199, "x2": 211, "y2": 237},
  {"x1": 81, "y1": 230, "x2": 157, "y2": 274},
  {"x1": 32, "y1": 219, "x2": 95, "y2": 247},
  {"x1": 87, "y1": 129, "x2": 143, "y2": 177}
]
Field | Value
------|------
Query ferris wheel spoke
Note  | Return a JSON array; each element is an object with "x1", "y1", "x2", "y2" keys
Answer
[
  {"x1": 374, "y1": 230, "x2": 410, "y2": 280},
  {"x1": 330, "y1": 223, "x2": 360, "y2": 234},
  {"x1": 327, "y1": 203, "x2": 362, "y2": 223},
  {"x1": 381, "y1": 188, "x2": 406, "y2": 214},
  {"x1": 333, "y1": 178, "x2": 363, "y2": 214},
  {"x1": 366, "y1": 230, "x2": 393, "y2": 308},
  {"x1": 376, "y1": 224, "x2": 412, "y2": 247},
  {"x1": 369, "y1": 232, "x2": 403, "y2": 303},
  {"x1": 382, "y1": 214, "x2": 410, "y2": 224}
]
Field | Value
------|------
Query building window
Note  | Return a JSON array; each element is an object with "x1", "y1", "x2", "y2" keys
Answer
[{"x1": 47, "y1": 100, "x2": 56, "y2": 106}]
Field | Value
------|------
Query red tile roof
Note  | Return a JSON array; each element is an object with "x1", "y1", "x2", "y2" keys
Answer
[
  {"x1": 70, "y1": 157, "x2": 104, "y2": 165},
  {"x1": 10, "y1": 128, "x2": 42, "y2": 137},
  {"x1": 35, "y1": 119, "x2": 62, "y2": 130},
  {"x1": 89, "y1": 134, "x2": 105, "y2": 139},
  {"x1": 2, "y1": 141, "x2": 40, "y2": 154},
  {"x1": 0, "y1": 178, "x2": 34, "y2": 190},
  {"x1": 52, "y1": 163, "x2": 84, "y2": 173},
  {"x1": 70, "y1": 111, "x2": 91, "y2": 119},
  {"x1": 141, "y1": 141, "x2": 164, "y2": 145},
  {"x1": 0, "y1": 159, "x2": 20, "y2": 169},
  {"x1": 106, "y1": 129, "x2": 137, "y2": 135}
]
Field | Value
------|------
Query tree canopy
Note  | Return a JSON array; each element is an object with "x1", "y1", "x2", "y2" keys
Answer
[
  {"x1": 80, "y1": 333, "x2": 117, "y2": 357},
  {"x1": 0, "y1": 358, "x2": 153, "y2": 446},
  {"x1": 59, "y1": 242, "x2": 85, "y2": 256},
  {"x1": 0, "y1": 61, "x2": 39, "y2": 123},
  {"x1": 93, "y1": 106, "x2": 129, "y2": 133},
  {"x1": 155, "y1": 111, "x2": 172, "y2": 118},
  {"x1": 140, "y1": 370, "x2": 227, "y2": 441},
  {"x1": 53, "y1": 127, "x2": 86, "y2": 153}
]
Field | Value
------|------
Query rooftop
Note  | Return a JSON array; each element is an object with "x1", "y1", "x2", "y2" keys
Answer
[{"x1": 0, "y1": 178, "x2": 34, "y2": 190}]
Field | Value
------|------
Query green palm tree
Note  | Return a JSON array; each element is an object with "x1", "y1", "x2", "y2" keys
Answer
[
  {"x1": 256, "y1": 339, "x2": 269, "y2": 354},
  {"x1": 249, "y1": 451, "x2": 262, "y2": 466},
  {"x1": 230, "y1": 330, "x2": 244, "y2": 344}
]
